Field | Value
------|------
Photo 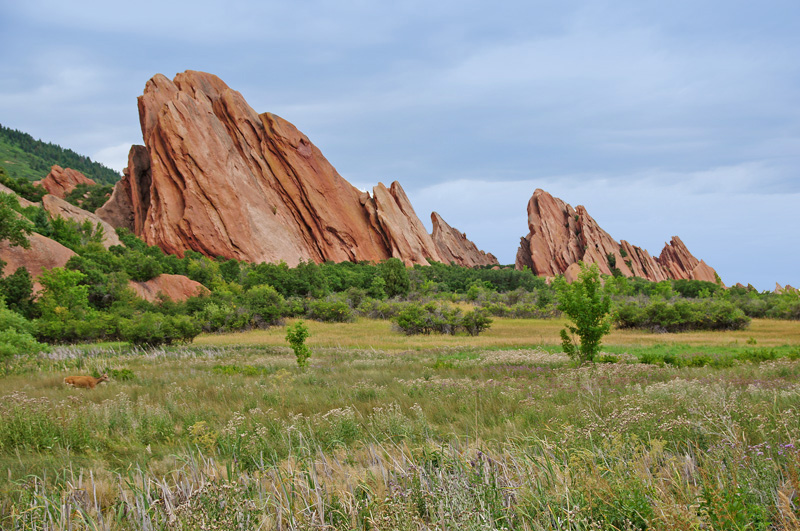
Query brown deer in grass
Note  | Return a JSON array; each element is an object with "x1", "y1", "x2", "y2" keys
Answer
[{"x1": 64, "y1": 373, "x2": 109, "y2": 389}]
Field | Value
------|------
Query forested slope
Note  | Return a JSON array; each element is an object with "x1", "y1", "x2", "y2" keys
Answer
[{"x1": 0, "y1": 124, "x2": 121, "y2": 185}]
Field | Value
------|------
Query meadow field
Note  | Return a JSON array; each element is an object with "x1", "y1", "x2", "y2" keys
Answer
[{"x1": 2, "y1": 317, "x2": 800, "y2": 529}]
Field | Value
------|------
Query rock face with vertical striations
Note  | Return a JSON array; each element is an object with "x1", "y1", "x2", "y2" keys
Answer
[
  {"x1": 35, "y1": 166, "x2": 96, "y2": 198},
  {"x1": 431, "y1": 212, "x2": 498, "y2": 267},
  {"x1": 98, "y1": 71, "x2": 490, "y2": 267},
  {"x1": 516, "y1": 189, "x2": 720, "y2": 283},
  {"x1": 96, "y1": 145, "x2": 150, "y2": 232}
]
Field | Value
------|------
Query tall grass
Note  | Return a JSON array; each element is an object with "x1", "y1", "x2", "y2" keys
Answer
[
  {"x1": 1, "y1": 319, "x2": 800, "y2": 528},
  {"x1": 194, "y1": 317, "x2": 800, "y2": 350}
]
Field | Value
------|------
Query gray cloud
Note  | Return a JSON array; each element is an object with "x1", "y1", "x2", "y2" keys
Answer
[{"x1": 0, "y1": 0, "x2": 797, "y2": 289}]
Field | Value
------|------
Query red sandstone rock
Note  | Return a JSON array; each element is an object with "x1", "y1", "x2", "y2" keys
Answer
[
  {"x1": 367, "y1": 182, "x2": 442, "y2": 266},
  {"x1": 516, "y1": 189, "x2": 720, "y2": 283},
  {"x1": 774, "y1": 283, "x2": 798, "y2": 294},
  {"x1": 0, "y1": 232, "x2": 76, "y2": 292},
  {"x1": 128, "y1": 273, "x2": 209, "y2": 302},
  {"x1": 657, "y1": 236, "x2": 719, "y2": 283},
  {"x1": 563, "y1": 263, "x2": 583, "y2": 283},
  {"x1": 99, "y1": 70, "x2": 484, "y2": 267},
  {"x1": 96, "y1": 145, "x2": 151, "y2": 232},
  {"x1": 35, "y1": 166, "x2": 96, "y2": 198},
  {"x1": 42, "y1": 195, "x2": 122, "y2": 248},
  {"x1": 431, "y1": 212, "x2": 498, "y2": 267}
]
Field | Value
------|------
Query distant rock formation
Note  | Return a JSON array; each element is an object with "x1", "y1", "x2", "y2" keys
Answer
[
  {"x1": 42, "y1": 195, "x2": 122, "y2": 249},
  {"x1": 35, "y1": 166, "x2": 96, "y2": 198},
  {"x1": 775, "y1": 283, "x2": 798, "y2": 294},
  {"x1": 128, "y1": 274, "x2": 209, "y2": 302},
  {"x1": 98, "y1": 70, "x2": 492, "y2": 267},
  {"x1": 431, "y1": 212, "x2": 498, "y2": 267},
  {"x1": 516, "y1": 189, "x2": 720, "y2": 283}
]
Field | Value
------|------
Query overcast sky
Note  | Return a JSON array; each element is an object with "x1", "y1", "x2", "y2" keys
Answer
[{"x1": 1, "y1": 0, "x2": 798, "y2": 290}]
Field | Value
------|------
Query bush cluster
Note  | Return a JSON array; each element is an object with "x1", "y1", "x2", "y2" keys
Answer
[
  {"x1": 394, "y1": 302, "x2": 492, "y2": 336},
  {"x1": 614, "y1": 298, "x2": 750, "y2": 332}
]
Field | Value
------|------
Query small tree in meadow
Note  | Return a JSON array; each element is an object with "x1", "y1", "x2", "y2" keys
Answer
[
  {"x1": 286, "y1": 320, "x2": 311, "y2": 369},
  {"x1": 553, "y1": 262, "x2": 611, "y2": 364}
]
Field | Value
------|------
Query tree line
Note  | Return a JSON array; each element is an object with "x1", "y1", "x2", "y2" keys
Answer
[
  {"x1": 0, "y1": 124, "x2": 121, "y2": 185},
  {"x1": 0, "y1": 188, "x2": 797, "y2": 359}
]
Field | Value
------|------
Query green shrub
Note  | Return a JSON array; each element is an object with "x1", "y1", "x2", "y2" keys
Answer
[
  {"x1": 0, "y1": 300, "x2": 46, "y2": 360},
  {"x1": 286, "y1": 320, "x2": 311, "y2": 368},
  {"x1": 64, "y1": 183, "x2": 113, "y2": 212},
  {"x1": 0, "y1": 193, "x2": 33, "y2": 248},
  {"x1": 33, "y1": 310, "x2": 119, "y2": 344},
  {"x1": 614, "y1": 298, "x2": 750, "y2": 332},
  {"x1": 379, "y1": 258, "x2": 410, "y2": 298},
  {"x1": 244, "y1": 285, "x2": 284, "y2": 327},
  {"x1": 194, "y1": 302, "x2": 249, "y2": 333},
  {"x1": 461, "y1": 309, "x2": 493, "y2": 336},
  {"x1": 553, "y1": 263, "x2": 611, "y2": 363},
  {"x1": 307, "y1": 299, "x2": 354, "y2": 323},
  {"x1": 119, "y1": 312, "x2": 200, "y2": 346},
  {"x1": 123, "y1": 251, "x2": 163, "y2": 282},
  {"x1": 357, "y1": 298, "x2": 408, "y2": 319},
  {"x1": 107, "y1": 368, "x2": 136, "y2": 381},
  {"x1": 395, "y1": 302, "x2": 492, "y2": 336}
]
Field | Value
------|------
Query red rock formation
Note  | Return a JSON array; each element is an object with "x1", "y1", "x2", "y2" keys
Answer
[
  {"x1": 774, "y1": 283, "x2": 798, "y2": 294},
  {"x1": 128, "y1": 274, "x2": 209, "y2": 302},
  {"x1": 96, "y1": 145, "x2": 150, "y2": 232},
  {"x1": 100, "y1": 71, "x2": 485, "y2": 267},
  {"x1": 657, "y1": 236, "x2": 718, "y2": 283},
  {"x1": 42, "y1": 195, "x2": 122, "y2": 249},
  {"x1": 431, "y1": 212, "x2": 498, "y2": 267},
  {"x1": 367, "y1": 182, "x2": 443, "y2": 266},
  {"x1": 35, "y1": 166, "x2": 96, "y2": 198},
  {"x1": 0, "y1": 232, "x2": 76, "y2": 292},
  {"x1": 516, "y1": 189, "x2": 720, "y2": 283}
]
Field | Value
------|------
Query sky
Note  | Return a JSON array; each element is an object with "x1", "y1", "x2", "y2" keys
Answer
[{"x1": 1, "y1": 0, "x2": 798, "y2": 290}]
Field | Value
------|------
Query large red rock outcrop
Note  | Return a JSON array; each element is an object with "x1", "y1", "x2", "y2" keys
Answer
[
  {"x1": 35, "y1": 166, "x2": 96, "y2": 198},
  {"x1": 516, "y1": 189, "x2": 720, "y2": 283},
  {"x1": 42, "y1": 195, "x2": 122, "y2": 249},
  {"x1": 128, "y1": 274, "x2": 209, "y2": 302},
  {"x1": 99, "y1": 71, "x2": 489, "y2": 267},
  {"x1": 431, "y1": 212, "x2": 498, "y2": 267},
  {"x1": 0, "y1": 232, "x2": 76, "y2": 292},
  {"x1": 98, "y1": 71, "x2": 488, "y2": 265}
]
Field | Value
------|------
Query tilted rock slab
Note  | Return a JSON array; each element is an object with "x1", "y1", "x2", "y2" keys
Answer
[
  {"x1": 515, "y1": 189, "x2": 720, "y2": 283},
  {"x1": 42, "y1": 195, "x2": 122, "y2": 249},
  {"x1": 35, "y1": 165, "x2": 96, "y2": 199},
  {"x1": 128, "y1": 274, "x2": 209, "y2": 302},
  {"x1": 431, "y1": 212, "x2": 498, "y2": 267},
  {"x1": 99, "y1": 71, "x2": 491, "y2": 267},
  {"x1": 0, "y1": 232, "x2": 76, "y2": 293}
]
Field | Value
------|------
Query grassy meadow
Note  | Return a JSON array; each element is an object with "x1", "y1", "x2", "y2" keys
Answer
[{"x1": 2, "y1": 317, "x2": 800, "y2": 529}]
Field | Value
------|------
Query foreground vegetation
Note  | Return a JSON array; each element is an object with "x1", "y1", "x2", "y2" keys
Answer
[{"x1": 1, "y1": 319, "x2": 800, "y2": 529}]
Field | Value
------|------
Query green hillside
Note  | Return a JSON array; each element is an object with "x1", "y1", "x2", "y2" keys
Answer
[{"x1": 0, "y1": 123, "x2": 121, "y2": 185}]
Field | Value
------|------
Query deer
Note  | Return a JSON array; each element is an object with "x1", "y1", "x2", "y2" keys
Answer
[{"x1": 64, "y1": 373, "x2": 110, "y2": 389}]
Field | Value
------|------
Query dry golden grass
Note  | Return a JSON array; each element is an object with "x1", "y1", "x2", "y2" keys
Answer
[{"x1": 194, "y1": 317, "x2": 800, "y2": 350}]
